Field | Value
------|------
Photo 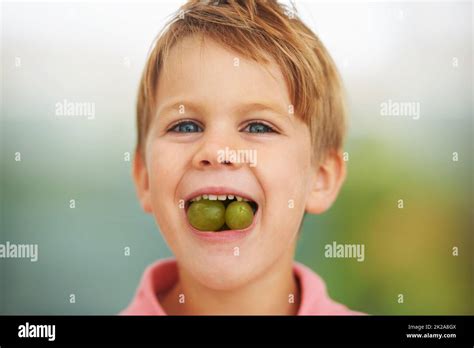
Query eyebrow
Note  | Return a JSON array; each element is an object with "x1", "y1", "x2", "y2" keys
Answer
[
  {"x1": 156, "y1": 101, "x2": 204, "y2": 118},
  {"x1": 234, "y1": 102, "x2": 287, "y2": 117},
  {"x1": 156, "y1": 100, "x2": 287, "y2": 118}
]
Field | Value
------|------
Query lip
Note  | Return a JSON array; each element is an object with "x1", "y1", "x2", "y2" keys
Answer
[
  {"x1": 181, "y1": 186, "x2": 260, "y2": 243},
  {"x1": 183, "y1": 186, "x2": 258, "y2": 204}
]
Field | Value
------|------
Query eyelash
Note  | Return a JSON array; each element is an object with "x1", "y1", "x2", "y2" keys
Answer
[
  {"x1": 167, "y1": 120, "x2": 203, "y2": 133},
  {"x1": 242, "y1": 121, "x2": 277, "y2": 134},
  {"x1": 166, "y1": 120, "x2": 277, "y2": 134}
]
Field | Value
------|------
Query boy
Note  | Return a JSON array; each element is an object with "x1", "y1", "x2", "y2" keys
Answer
[{"x1": 122, "y1": 0, "x2": 363, "y2": 315}]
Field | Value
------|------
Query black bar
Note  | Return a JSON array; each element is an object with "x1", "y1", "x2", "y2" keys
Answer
[{"x1": 0, "y1": 315, "x2": 472, "y2": 346}]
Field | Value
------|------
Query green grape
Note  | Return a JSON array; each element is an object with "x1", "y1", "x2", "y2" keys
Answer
[
  {"x1": 225, "y1": 201, "x2": 254, "y2": 230},
  {"x1": 187, "y1": 199, "x2": 225, "y2": 231}
]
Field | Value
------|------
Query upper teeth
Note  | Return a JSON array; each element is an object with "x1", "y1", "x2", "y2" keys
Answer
[{"x1": 190, "y1": 194, "x2": 250, "y2": 202}]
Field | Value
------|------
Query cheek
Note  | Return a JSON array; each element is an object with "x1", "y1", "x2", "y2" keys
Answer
[
  {"x1": 257, "y1": 141, "x2": 311, "y2": 211},
  {"x1": 149, "y1": 146, "x2": 175, "y2": 195},
  {"x1": 256, "y1": 144, "x2": 311, "y2": 242},
  {"x1": 147, "y1": 139, "x2": 190, "y2": 193},
  {"x1": 146, "y1": 142, "x2": 185, "y2": 229}
]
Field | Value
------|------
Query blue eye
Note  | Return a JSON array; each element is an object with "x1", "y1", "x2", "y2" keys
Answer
[
  {"x1": 244, "y1": 122, "x2": 276, "y2": 134},
  {"x1": 169, "y1": 121, "x2": 203, "y2": 133}
]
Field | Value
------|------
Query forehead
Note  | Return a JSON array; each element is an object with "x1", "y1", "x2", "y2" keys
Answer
[{"x1": 156, "y1": 35, "x2": 291, "y2": 112}]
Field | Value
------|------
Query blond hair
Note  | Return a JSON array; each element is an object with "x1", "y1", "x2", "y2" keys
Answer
[{"x1": 136, "y1": 0, "x2": 346, "y2": 162}]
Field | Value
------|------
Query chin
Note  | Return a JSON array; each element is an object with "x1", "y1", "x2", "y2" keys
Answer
[{"x1": 184, "y1": 254, "x2": 258, "y2": 291}]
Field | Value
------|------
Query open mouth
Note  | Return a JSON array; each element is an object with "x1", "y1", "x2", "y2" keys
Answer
[{"x1": 185, "y1": 194, "x2": 259, "y2": 232}]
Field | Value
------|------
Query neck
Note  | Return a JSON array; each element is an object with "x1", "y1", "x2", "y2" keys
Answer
[{"x1": 161, "y1": 247, "x2": 300, "y2": 315}]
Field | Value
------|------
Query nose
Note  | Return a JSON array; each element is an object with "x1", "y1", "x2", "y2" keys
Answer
[{"x1": 191, "y1": 127, "x2": 244, "y2": 170}]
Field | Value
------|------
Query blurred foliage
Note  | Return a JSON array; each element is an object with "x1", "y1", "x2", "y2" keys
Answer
[{"x1": 297, "y1": 138, "x2": 473, "y2": 315}]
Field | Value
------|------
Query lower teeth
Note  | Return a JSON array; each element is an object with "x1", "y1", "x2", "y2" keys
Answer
[{"x1": 187, "y1": 199, "x2": 256, "y2": 232}]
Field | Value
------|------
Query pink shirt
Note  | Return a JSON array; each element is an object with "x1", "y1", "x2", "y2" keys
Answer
[{"x1": 121, "y1": 258, "x2": 364, "y2": 315}]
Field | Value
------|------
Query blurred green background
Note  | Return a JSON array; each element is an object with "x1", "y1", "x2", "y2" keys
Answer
[{"x1": 0, "y1": 1, "x2": 472, "y2": 314}]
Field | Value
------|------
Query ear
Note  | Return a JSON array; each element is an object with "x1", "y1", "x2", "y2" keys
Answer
[
  {"x1": 305, "y1": 150, "x2": 346, "y2": 214},
  {"x1": 132, "y1": 150, "x2": 153, "y2": 213}
]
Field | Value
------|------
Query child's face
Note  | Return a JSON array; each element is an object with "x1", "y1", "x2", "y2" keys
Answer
[{"x1": 135, "y1": 36, "x2": 332, "y2": 290}]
